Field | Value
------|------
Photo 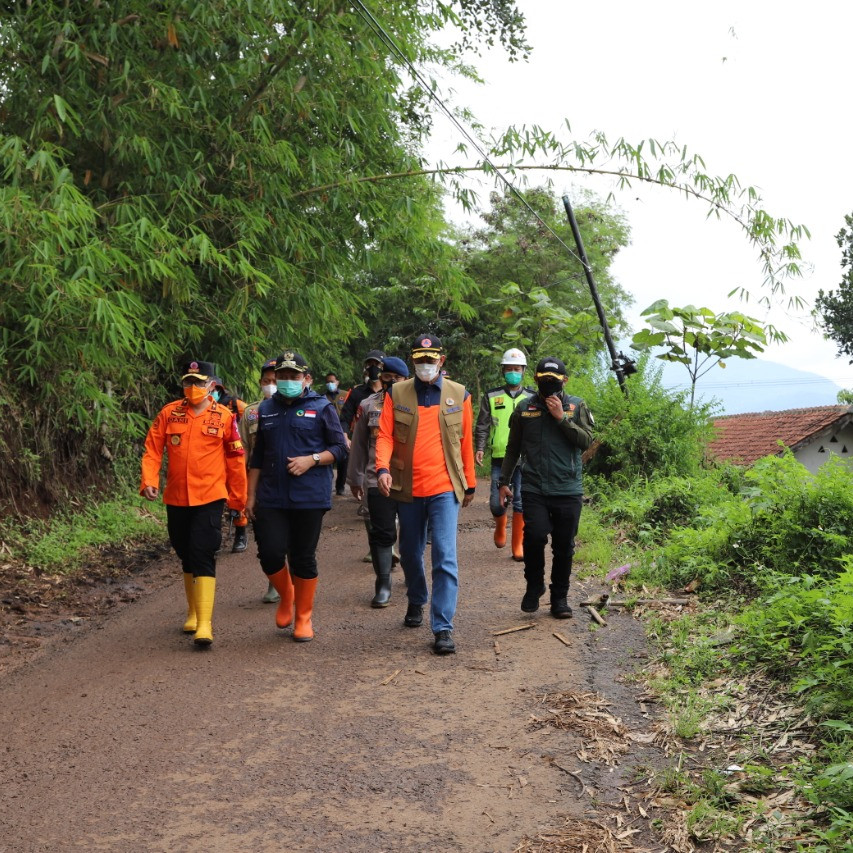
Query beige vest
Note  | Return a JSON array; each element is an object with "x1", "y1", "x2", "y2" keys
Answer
[{"x1": 389, "y1": 378, "x2": 468, "y2": 503}]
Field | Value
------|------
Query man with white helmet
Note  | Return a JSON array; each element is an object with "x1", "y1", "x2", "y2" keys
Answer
[{"x1": 474, "y1": 348, "x2": 535, "y2": 560}]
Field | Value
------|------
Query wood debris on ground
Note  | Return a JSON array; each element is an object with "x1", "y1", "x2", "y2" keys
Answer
[
  {"x1": 491, "y1": 623, "x2": 537, "y2": 636},
  {"x1": 513, "y1": 816, "x2": 653, "y2": 853},
  {"x1": 530, "y1": 691, "x2": 630, "y2": 766}
]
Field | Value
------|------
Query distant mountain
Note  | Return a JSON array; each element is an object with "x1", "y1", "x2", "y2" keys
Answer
[{"x1": 655, "y1": 358, "x2": 846, "y2": 415}]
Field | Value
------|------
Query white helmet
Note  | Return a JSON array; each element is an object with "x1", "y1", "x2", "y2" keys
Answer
[{"x1": 501, "y1": 348, "x2": 527, "y2": 367}]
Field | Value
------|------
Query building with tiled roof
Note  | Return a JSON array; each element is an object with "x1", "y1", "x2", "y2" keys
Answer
[{"x1": 708, "y1": 406, "x2": 853, "y2": 472}]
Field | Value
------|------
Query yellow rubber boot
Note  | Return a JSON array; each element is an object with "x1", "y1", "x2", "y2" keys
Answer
[
  {"x1": 292, "y1": 576, "x2": 318, "y2": 642},
  {"x1": 268, "y1": 566, "x2": 295, "y2": 629},
  {"x1": 193, "y1": 576, "x2": 216, "y2": 646},
  {"x1": 182, "y1": 572, "x2": 197, "y2": 633},
  {"x1": 493, "y1": 514, "x2": 507, "y2": 548},
  {"x1": 511, "y1": 513, "x2": 525, "y2": 562}
]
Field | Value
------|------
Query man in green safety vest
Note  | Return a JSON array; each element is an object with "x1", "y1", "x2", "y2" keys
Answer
[{"x1": 474, "y1": 348, "x2": 535, "y2": 560}]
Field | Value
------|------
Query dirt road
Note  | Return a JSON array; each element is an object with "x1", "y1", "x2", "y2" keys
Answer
[{"x1": 0, "y1": 491, "x2": 669, "y2": 852}]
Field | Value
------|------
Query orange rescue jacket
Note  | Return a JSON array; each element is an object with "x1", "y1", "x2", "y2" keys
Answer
[{"x1": 140, "y1": 399, "x2": 247, "y2": 510}]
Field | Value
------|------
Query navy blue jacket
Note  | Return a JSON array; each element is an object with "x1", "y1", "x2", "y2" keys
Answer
[{"x1": 250, "y1": 390, "x2": 347, "y2": 510}]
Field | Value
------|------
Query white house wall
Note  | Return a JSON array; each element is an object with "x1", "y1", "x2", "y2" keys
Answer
[{"x1": 794, "y1": 424, "x2": 853, "y2": 473}]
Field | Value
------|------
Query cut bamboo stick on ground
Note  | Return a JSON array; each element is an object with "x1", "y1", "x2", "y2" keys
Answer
[
  {"x1": 380, "y1": 668, "x2": 402, "y2": 686},
  {"x1": 491, "y1": 623, "x2": 536, "y2": 636},
  {"x1": 585, "y1": 605, "x2": 608, "y2": 626},
  {"x1": 552, "y1": 632, "x2": 571, "y2": 646}
]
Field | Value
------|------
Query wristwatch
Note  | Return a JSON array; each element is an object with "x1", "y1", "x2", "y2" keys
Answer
[{"x1": 312, "y1": 453, "x2": 321, "y2": 466}]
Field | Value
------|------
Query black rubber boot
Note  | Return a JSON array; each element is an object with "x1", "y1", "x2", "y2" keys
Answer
[
  {"x1": 371, "y1": 545, "x2": 393, "y2": 608},
  {"x1": 521, "y1": 582, "x2": 546, "y2": 613},
  {"x1": 231, "y1": 525, "x2": 248, "y2": 553},
  {"x1": 550, "y1": 585, "x2": 572, "y2": 619}
]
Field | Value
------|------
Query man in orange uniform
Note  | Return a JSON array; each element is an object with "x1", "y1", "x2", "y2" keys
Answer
[
  {"x1": 376, "y1": 335, "x2": 476, "y2": 655},
  {"x1": 140, "y1": 359, "x2": 247, "y2": 647}
]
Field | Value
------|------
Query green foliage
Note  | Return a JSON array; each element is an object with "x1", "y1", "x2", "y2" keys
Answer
[
  {"x1": 648, "y1": 454, "x2": 853, "y2": 592},
  {"x1": 0, "y1": 0, "x2": 518, "y2": 507},
  {"x1": 734, "y1": 560, "x2": 853, "y2": 719},
  {"x1": 816, "y1": 211, "x2": 853, "y2": 361},
  {"x1": 340, "y1": 185, "x2": 630, "y2": 398},
  {"x1": 602, "y1": 466, "x2": 743, "y2": 546},
  {"x1": 7, "y1": 491, "x2": 165, "y2": 575},
  {"x1": 582, "y1": 356, "x2": 715, "y2": 487},
  {"x1": 630, "y1": 300, "x2": 774, "y2": 408}
]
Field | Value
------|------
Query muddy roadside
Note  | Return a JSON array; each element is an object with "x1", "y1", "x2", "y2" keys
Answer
[{"x1": 0, "y1": 488, "x2": 685, "y2": 852}]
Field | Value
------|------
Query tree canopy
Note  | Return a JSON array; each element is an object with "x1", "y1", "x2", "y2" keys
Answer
[
  {"x1": 0, "y1": 0, "x2": 524, "y2": 507},
  {"x1": 816, "y1": 212, "x2": 853, "y2": 362}
]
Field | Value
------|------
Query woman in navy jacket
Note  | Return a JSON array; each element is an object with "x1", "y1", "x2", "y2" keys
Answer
[{"x1": 246, "y1": 352, "x2": 347, "y2": 641}]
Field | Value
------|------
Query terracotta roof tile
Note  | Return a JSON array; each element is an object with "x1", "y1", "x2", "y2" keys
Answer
[{"x1": 708, "y1": 406, "x2": 853, "y2": 466}]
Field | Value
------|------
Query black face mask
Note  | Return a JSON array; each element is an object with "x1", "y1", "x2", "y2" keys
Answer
[
  {"x1": 382, "y1": 379, "x2": 395, "y2": 392},
  {"x1": 366, "y1": 365, "x2": 381, "y2": 382},
  {"x1": 537, "y1": 379, "x2": 562, "y2": 398}
]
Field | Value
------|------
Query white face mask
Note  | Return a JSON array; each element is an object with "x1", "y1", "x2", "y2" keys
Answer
[
  {"x1": 262, "y1": 383, "x2": 277, "y2": 399},
  {"x1": 415, "y1": 363, "x2": 440, "y2": 382}
]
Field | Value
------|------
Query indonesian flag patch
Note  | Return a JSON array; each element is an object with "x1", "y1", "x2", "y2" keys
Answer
[{"x1": 304, "y1": 410, "x2": 317, "y2": 418}]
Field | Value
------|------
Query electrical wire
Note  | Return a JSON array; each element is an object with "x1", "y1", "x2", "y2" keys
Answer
[{"x1": 350, "y1": 0, "x2": 588, "y2": 271}]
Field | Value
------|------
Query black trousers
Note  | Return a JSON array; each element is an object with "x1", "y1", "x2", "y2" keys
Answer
[
  {"x1": 335, "y1": 453, "x2": 349, "y2": 493},
  {"x1": 253, "y1": 506, "x2": 326, "y2": 579},
  {"x1": 521, "y1": 492, "x2": 583, "y2": 596},
  {"x1": 366, "y1": 487, "x2": 399, "y2": 548},
  {"x1": 166, "y1": 499, "x2": 225, "y2": 578}
]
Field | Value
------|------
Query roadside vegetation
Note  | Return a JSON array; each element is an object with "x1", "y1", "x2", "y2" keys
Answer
[{"x1": 573, "y1": 360, "x2": 853, "y2": 851}]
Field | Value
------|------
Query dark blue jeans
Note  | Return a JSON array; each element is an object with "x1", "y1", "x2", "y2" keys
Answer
[{"x1": 396, "y1": 491, "x2": 460, "y2": 633}]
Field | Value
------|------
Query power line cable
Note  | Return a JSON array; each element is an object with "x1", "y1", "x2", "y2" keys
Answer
[{"x1": 350, "y1": 0, "x2": 588, "y2": 271}]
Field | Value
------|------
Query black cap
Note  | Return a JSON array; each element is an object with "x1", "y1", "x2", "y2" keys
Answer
[
  {"x1": 181, "y1": 359, "x2": 215, "y2": 381},
  {"x1": 275, "y1": 351, "x2": 309, "y2": 373},
  {"x1": 534, "y1": 356, "x2": 567, "y2": 379},
  {"x1": 364, "y1": 349, "x2": 385, "y2": 363},
  {"x1": 260, "y1": 357, "x2": 278, "y2": 375},
  {"x1": 411, "y1": 334, "x2": 442, "y2": 355}
]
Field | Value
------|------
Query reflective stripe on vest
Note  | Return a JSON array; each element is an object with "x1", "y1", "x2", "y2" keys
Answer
[{"x1": 488, "y1": 389, "x2": 532, "y2": 456}]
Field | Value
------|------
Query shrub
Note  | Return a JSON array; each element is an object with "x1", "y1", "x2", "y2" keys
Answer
[{"x1": 582, "y1": 357, "x2": 716, "y2": 486}]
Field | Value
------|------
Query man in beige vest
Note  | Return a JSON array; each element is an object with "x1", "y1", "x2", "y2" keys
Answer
[{"x1": 376, "y1": 334, "x2": 477, "y2": 655}]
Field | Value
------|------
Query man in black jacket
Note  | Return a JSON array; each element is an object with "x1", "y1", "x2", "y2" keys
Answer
[
  {"x1": 339, "y1": 349, "x2": 385, "y2": 436},
  {"x1": 499, "y1": 357, "x2": 594, "y2": 619}
]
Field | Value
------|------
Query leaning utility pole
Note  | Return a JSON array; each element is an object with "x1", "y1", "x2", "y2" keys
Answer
[{"x1": 562, "y1": 195, "x2": 634, "y2": 393}]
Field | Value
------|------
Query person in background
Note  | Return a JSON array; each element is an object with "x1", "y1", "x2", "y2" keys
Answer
[
  {"x1": 498, "y1": 356, "x2": 594, "y2": 620},
  {"x1": 140, "y1": 359, "x2": 247, "y2": 646},
  {"x1": 339, "y1": 349, "x2": 385, "y2": 436},
  {"x1": 212, "y1": 375, "x2": 249, "y2": 552},
  {"x1": 239, "y1": 357, "x2": 281, "y2": 603},
  {"x1": 322, "y1": 371, "x2": 349, "y2": 496},
  {"x1": 376, "y1": 335, "x2": 476, "y2": 656},
  {"x1": 474, "y1": 348, "x2": 535, "y2": 561},
  {"x1": 347, "y1": 356, "x2": 409, "y2": 608}
]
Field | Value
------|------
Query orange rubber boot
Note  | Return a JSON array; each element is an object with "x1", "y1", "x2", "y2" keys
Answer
[
  {"x1": 267, "y1": 567, "x2": 295, "y2": 629},
  {"x1": 292, "y1": 576, "x2": 318, "y2": 642},
  {"x1": 511, "y1": 513, "x2": 525, "y2": 562},
  {"x1": 493, "y1": 514, "x2": 508, "y2": 548},
  {"x1": 182, "y1": 572, "x2": 197, "y2": 633}
]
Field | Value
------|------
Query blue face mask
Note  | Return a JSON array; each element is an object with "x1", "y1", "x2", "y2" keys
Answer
[
  {"x1": 212, "y1": 390, "x2": 221, "y2": 402},
  {"x1": 326, "y1": 382, "x2": 338, "y2": 393},
  {"x1": 504, "y1": 371, "x2": 522, "y2": 386},
  {"x1": 277, "y1": 379, "x2": 303, "y2": 398}
]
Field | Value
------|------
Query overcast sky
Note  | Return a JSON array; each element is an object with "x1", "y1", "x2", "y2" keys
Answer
[{"x1": 427, "y1": 0, "x2": 853, "y2": 392}]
